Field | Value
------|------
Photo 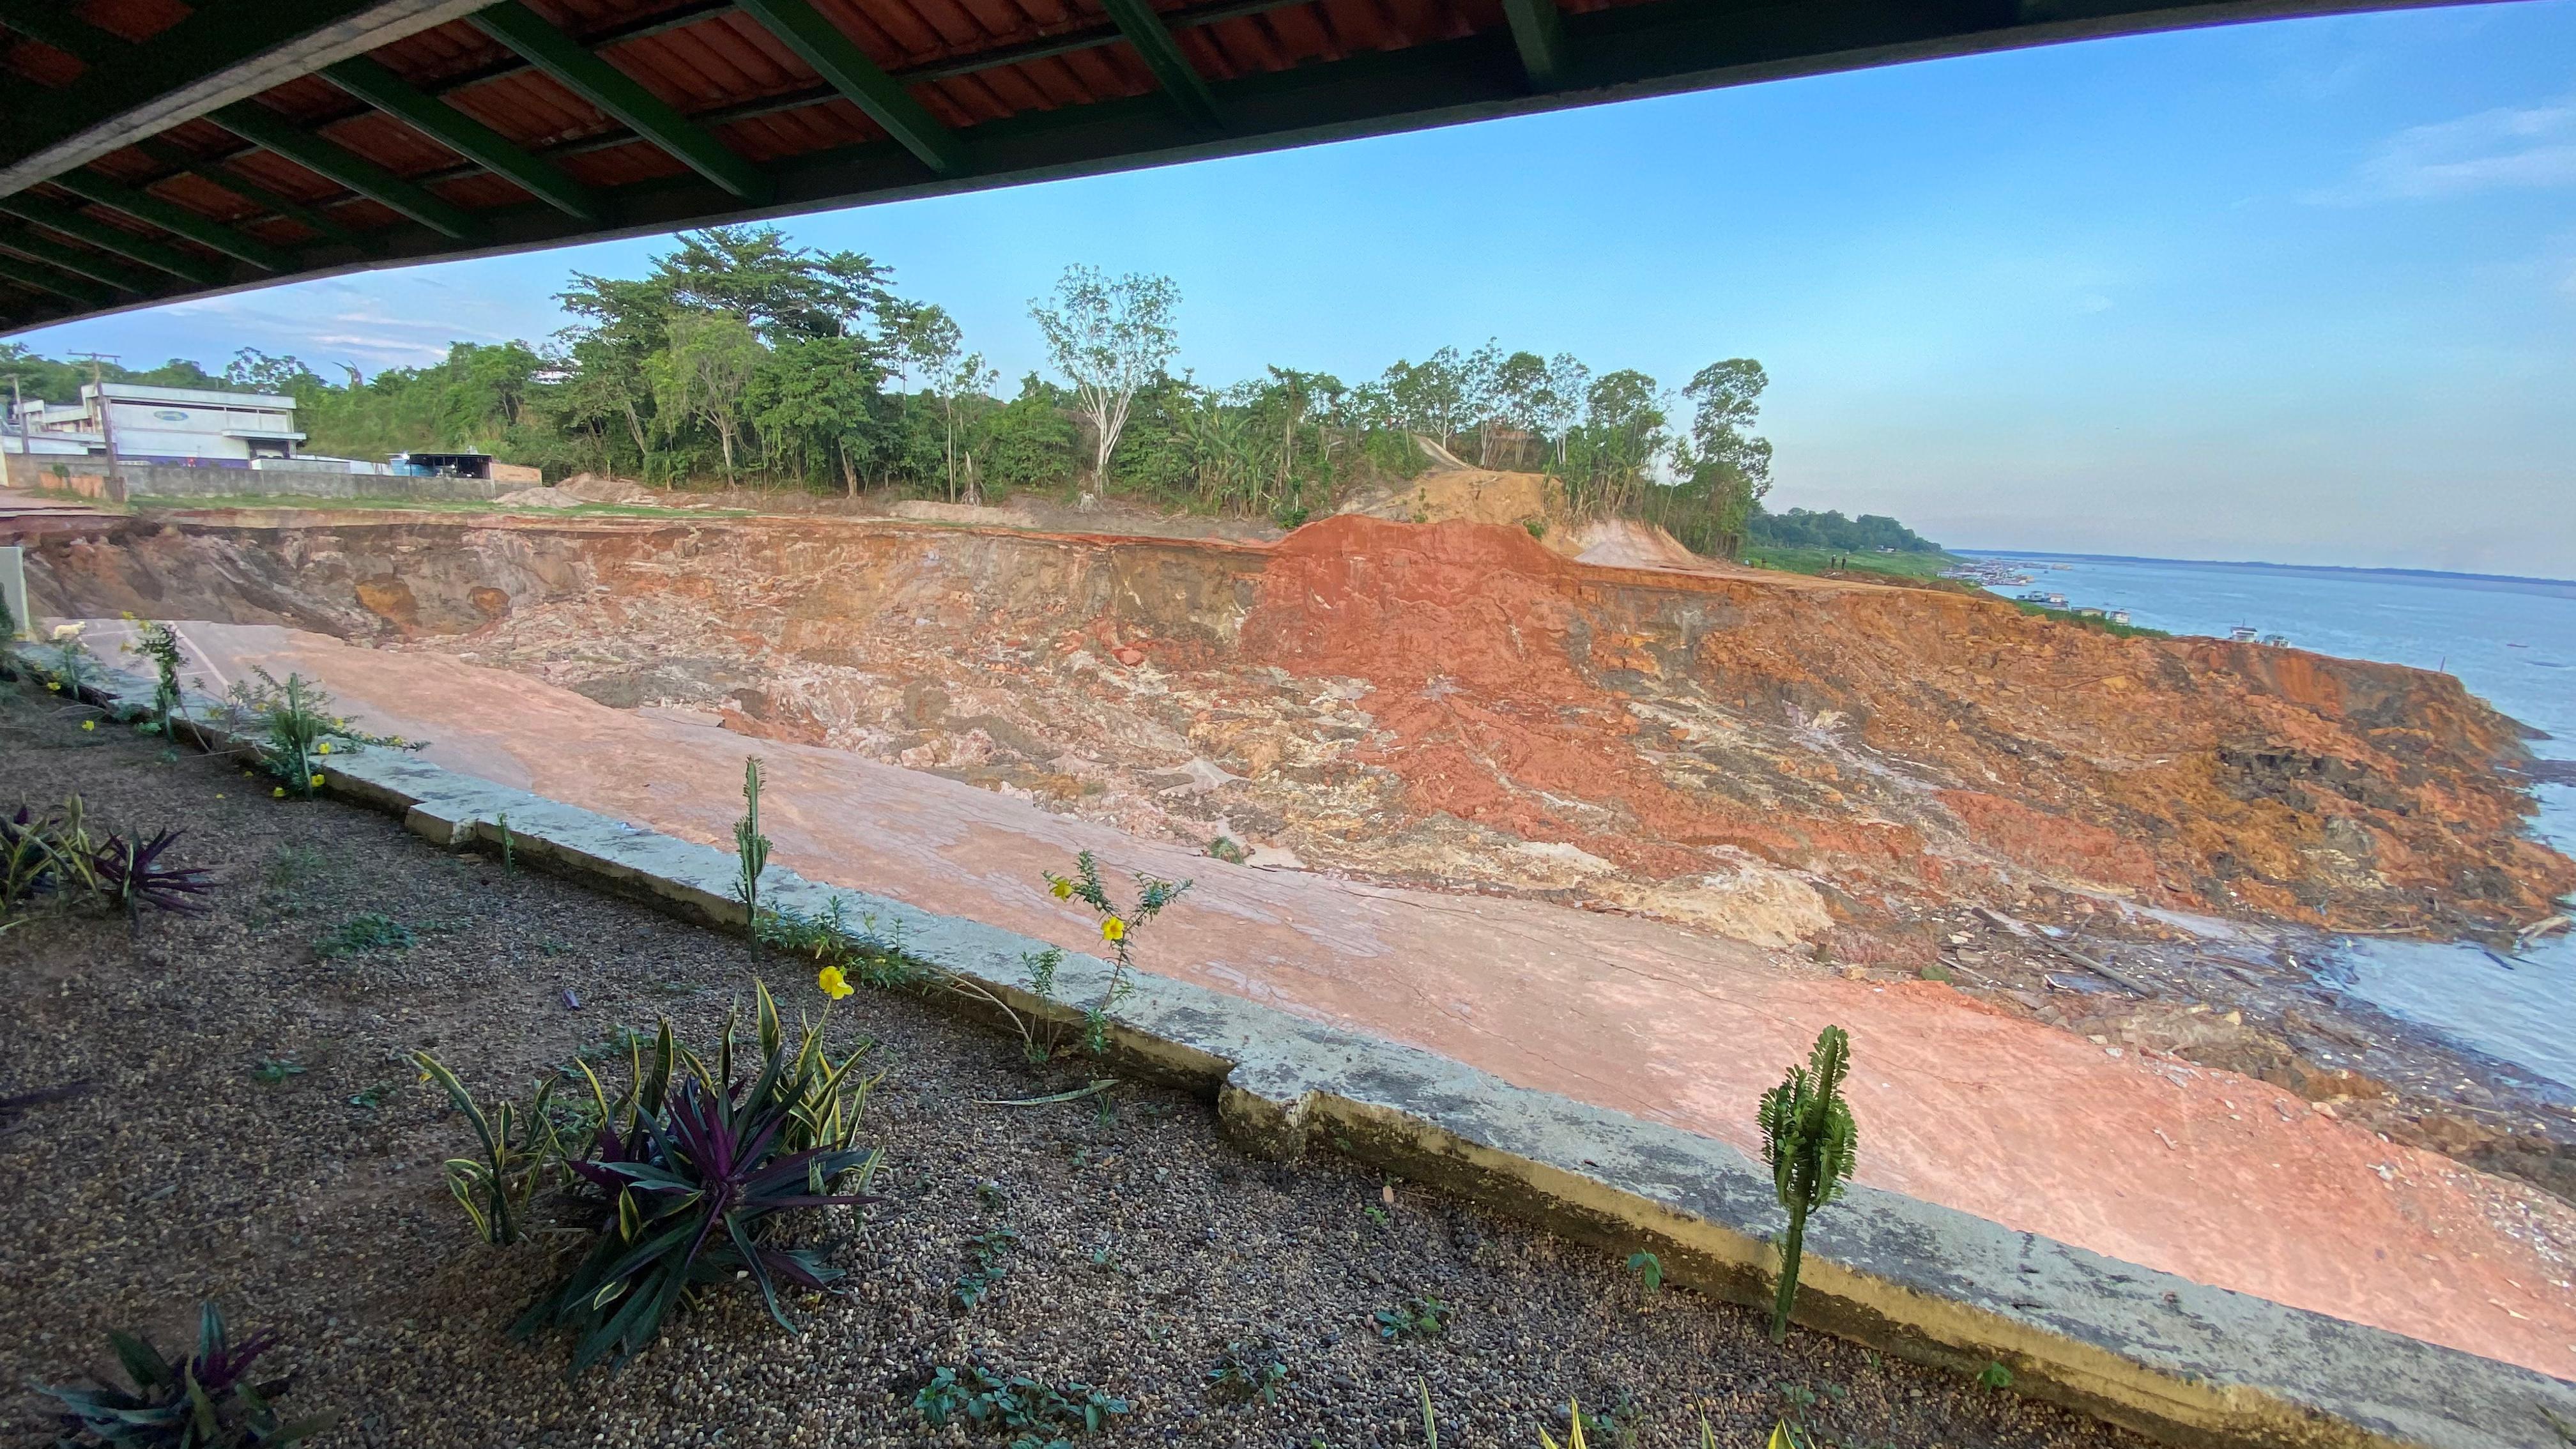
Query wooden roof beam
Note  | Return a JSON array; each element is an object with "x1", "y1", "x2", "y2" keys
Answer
[
  {"x1": 733, "y1": 0, "x2": 969, "y2": 177},
  {"x1": 0, "y1": 227, "x2": 161, "y2": 295},
  {"x1": 323, "y1": 54, "x2": 603, "y2": 220},
  {"x1": 0, "y1": 194, "x2": 224, "y2": 285},
  {"x1": 469, "y1": 1, "x2": 774, "y2": 203},
  {"x1": 1096, "y1": 0, "x2": 1222, "y2": 131},
  {"x1": 1501, "y1": 0, "x2": 1568, "y2": 91},
  {"x1": 47, "y1": 171, "x2": 295, "y2": 272},
  {"x1": 210, "y1": 102, "x2": 482, "y2": 240}
]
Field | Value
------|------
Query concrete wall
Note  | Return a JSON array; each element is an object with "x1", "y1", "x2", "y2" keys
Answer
[{"x1": 37, "y1": 463, "x2": 507, "y2": 503}]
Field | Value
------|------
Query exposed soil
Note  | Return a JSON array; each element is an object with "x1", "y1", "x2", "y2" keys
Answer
[
  {"x1": 17, "y1": 497, "x2": 2576, "y2": 1204},
  {"x1": 0, "y1": 681, "x2": 2140, "y2": 1449}
]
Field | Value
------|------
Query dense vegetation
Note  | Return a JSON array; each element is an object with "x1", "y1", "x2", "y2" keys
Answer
[
  {"x1": 1749, "y1": 507, "x2": 1942, "y2": 554},
  {"x1": 2, "y1": 226, "x2": 1805, "y2": 551}
]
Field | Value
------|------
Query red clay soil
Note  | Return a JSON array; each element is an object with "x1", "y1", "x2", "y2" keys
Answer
[
  {"x1": 45, "y1": 617, "x2": 2576, "y2": 1382},
  {"x1": 1245, "y1": 516, "x2": 2571, "y2": 927}
]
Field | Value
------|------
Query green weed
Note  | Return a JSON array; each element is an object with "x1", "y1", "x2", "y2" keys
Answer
[
  {"x1": 252, "y1": 1057, "x2": 306, "y2": 1084},
  {"x1": 1206, "y1": 1341, "x2": 1288, "y2": 1406},
  {"x1": 1371, "y1": 1295, "x2": 1450, "y2": 1341},
  {"x1": 1041, "y1": 850, "x2": 1192, "y2": 1055},
  {"x1": 953, "y1": 1226, "x2": 1021, "y2": 1308},
  {"x1": 317, "y1": 912, "x2": 414, "y2": 958},
  {"x1": 1626, "y1": 1250, "x2": 1664, "y2": 1294}
]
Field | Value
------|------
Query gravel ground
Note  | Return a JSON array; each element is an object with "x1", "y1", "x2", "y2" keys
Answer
[{"x1": 0, "y1": 678, "x2": 2143, "y2": 1449}]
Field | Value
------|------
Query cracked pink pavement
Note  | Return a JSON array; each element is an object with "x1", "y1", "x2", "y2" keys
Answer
[{"x1": 108, "y1": 618, "x2": 2576, "y2": 1379}]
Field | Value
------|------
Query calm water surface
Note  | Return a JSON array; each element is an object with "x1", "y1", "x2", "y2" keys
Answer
[{"x1": 1964, "y1": 551, "x2": 2576, "y2": 1089}]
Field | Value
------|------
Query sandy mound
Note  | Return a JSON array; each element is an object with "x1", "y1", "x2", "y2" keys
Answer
[
  {"x1": 555, "y1": 471, "x2": 660, "y2": 504},
  {"x1": 1340, "y1": 466, "x2": 1552, "y2": 530},
  {"x1": 1557, "y1": 517, "x2": 1726, "y2": 574},
  {"x1": 890, "y1": 500, "x2": 1039, "y2": 526},
  {"x1": 494, "y1": 486, "x2": 586, "y2": 508}
]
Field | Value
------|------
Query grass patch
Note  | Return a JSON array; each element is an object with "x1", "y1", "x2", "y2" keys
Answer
[
  {"x1": 316, "y1": 912, "x2": 415, "y2": 958},
  {"x1": 1742, "y1": 545, "x2": 1965, "y2": 583},
  {"x1": 2005, "y1": 601, "x2": 2170, "y2": 639},
  {"x1": 130, "y1": 495, "x2": 751, "y2": 520}
]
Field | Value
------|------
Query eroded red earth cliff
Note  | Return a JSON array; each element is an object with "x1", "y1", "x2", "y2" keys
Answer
[{"x1": 17, "y1": 507, "x2": 2571, "y2": 950}]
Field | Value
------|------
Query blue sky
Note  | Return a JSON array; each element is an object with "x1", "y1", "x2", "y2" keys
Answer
[{"x1": 15, "y1": 1, "x2": 2575, "y2": 575}]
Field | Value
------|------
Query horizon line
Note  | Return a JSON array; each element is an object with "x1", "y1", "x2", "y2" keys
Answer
[{"x1": 1956, "y1": 548, "x2": 2576, "y2": 591}]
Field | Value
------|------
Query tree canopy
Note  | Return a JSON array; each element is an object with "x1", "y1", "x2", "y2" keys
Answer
[{"x1": 0, "y1": 234, "x2": 1944, "y2": 560}]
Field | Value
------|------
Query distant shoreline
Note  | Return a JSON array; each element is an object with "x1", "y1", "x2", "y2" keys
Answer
[{"x1": 1959, "y1": 548, "x2": 2576, "y2": 593}]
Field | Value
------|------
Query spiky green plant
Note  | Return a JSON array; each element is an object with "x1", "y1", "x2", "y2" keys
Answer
[
  {"x1": 34, "y1": 1302, "x2": 331, "y2": 1447},
  {"x1": 413, "y1": 1052, "x2": 569, "y2": 1246},
  {"x1": 1757, "y1": 1025, "x2": 1859, "y2": 1342},
  {"x1": 733, "y1": 755, "x2": 770, "y2": 917},
  {"x1": 122, "y1": 617, "x2": 187, "y2": 740}
]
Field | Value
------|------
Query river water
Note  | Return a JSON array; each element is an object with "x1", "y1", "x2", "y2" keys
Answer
[{"x1": 1964, "y1": 551, "x2": 2576, "y2": 1091}]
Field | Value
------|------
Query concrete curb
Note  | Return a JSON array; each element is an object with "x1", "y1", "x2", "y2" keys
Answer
[{"x1": 20, "y1": 643, "x2": 2576, "y2": 1449}]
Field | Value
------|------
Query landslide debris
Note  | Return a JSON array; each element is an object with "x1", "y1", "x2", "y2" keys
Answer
[{"x1": 17, "y1": 508, "x2": 2571, "y2": 954}]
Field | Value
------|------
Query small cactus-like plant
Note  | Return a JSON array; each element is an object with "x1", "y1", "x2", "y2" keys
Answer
[
  {"x1": 1758, "y1": 1025, "x2": 1859, "y2": 1342},
  {"x1": 733, "y1": 755, "x2": 770, "y2": 916}
]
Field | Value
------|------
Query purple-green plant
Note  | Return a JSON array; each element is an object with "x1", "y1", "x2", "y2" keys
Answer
[
  {"x1": 91, "y1": 828, "x2": 215, "y2": 917},
  {"x1": 512, "y1": 991, "x2": 881, "y2": 1376},
  {"x1": 33, "y1": 1301, "x2": 330, "y2": 1447}
]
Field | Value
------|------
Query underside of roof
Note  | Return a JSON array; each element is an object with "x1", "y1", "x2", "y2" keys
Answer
[{"x1": 0, "y1": 0, "x2": 2496, "y2": 334}]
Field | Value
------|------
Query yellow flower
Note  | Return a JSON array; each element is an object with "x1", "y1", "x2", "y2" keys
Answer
[
  {"x1": 1050, "y1": 878, "x2": 1073, "y2": 900},
  {"x1": 1100, "y1": 916, "x2": 1126, "y2": 944},
  {"x1": 817, "y1": 965, "x2": 853, "y2": 1000},
  {"x1": 317, "y1": 741, "x2": 334, "y2": 755},
  {"x1": 45, "y1": 681, "x2": 60, "y2": 692},
  {"x1": 80, "y1": 719, "x2": 95, "y2": 731},
  {"x1": 309, "y1": 773, "x2": 326, "y2": 787},
  {"x1": 272, "y1": 787, "x2": 286, "y2": 799}
]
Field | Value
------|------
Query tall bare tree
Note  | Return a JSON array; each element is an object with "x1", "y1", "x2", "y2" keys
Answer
[{"x1": 1030, "y1": 266, "x2": 1181, "y2": 484}]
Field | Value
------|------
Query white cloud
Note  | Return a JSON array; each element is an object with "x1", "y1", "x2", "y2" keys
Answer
[{"x1": 2308, "y1": 96, "x2": 2576, "y2": 204}]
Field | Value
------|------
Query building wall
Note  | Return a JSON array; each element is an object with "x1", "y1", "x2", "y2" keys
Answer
[{"x1": 45, "y1": 463, "x2": 505, "y2": 503}]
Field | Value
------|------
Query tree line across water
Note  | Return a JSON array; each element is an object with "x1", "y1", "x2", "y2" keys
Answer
[{"x1": 1, "y1": 226, "x2": 1940, "y2": 559}]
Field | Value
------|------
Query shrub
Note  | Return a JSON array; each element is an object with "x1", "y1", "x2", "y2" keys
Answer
[
  {"x1": 121, "y1": 616, "x2": 188, "y2": 740},
  {"x1": 507, "y1": 983, "x2": 882, "y2": 1374},
  {"x1": 1, "y1": 797, "x2": 212, "y2": 926},
  {"x1": 413, "y1": 1053, "x2": 569, "y2": 1246},
  {"x1": 1757, "y1": 1025, "x2": 1858, "y2": 1342},
  {"x1": 34, "y1": 1301, "x2": 331, "y2": 1447},
  {"x1": 1041, "y1": 850, "x2": 1192, "y2": 1054},
  {"x1": 222, "y1": 667, "x2": 415, "y2": 796},
  {"x1": 912, "y1": 1364, "x2": 1130, "y2": 1437}
]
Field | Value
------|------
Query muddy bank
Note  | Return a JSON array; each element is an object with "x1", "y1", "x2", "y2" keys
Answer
[{"x1": 19, "y1": 509, "x2": 2568, "y2": 947}]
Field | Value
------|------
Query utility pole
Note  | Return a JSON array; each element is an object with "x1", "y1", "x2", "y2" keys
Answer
[
  {"x1": 1, "y1": 374, "x2": 18, "y2": 494},
  {"x1": 71, "y1": 351, "x2": 123, "y2": 504}
]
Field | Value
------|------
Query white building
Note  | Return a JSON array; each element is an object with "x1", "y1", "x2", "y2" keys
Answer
[{"x1": 6, "y1": 381, "x2": 303, "y2": 467}]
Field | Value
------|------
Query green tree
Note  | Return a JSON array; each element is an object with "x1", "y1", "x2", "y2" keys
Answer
[
  {"x1": 981, "y1": 374, "x2": 1079, "y2": 495},
  {"x1": 648, "y1": 313, "x2": 763, "y2": 482},
  {"x1": 746, "y1": 334, "x2": 887, "y2": 493},
  {"x1": 1677, "y1": 358, "x2": 1774, "y2": 557},
  {"x1": 1030, "y1": 265, "x2": 1181, "y2": 485}
]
